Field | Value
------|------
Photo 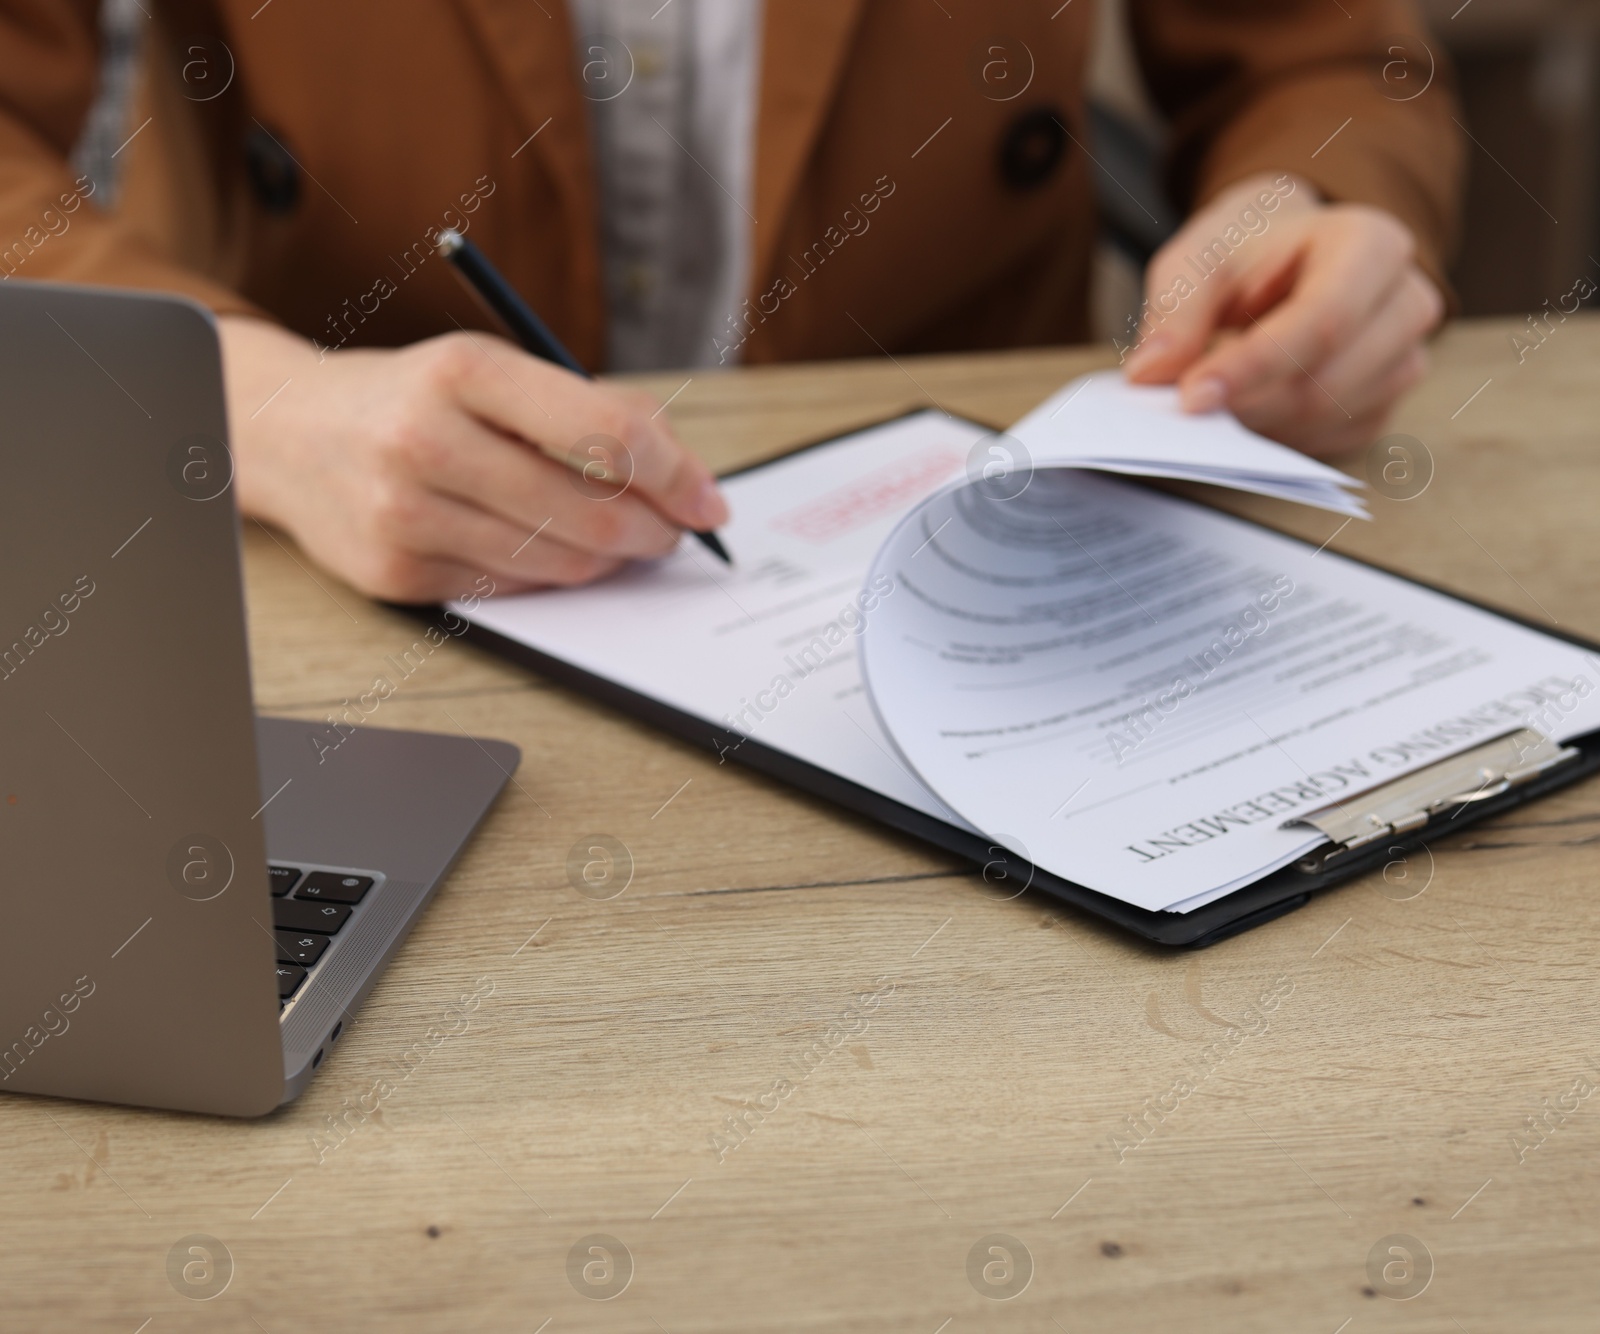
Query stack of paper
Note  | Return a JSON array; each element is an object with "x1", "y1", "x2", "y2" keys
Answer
[
  {"x1": 1010, "y1": 373, "x2": 1369, "y2": 517},
  {"x1": 453, "y1": 372, "x2": 1597, "y2": 920}
]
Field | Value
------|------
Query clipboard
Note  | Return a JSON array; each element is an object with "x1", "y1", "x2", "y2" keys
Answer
[{"x1": 425, "y1": 414, "x2": 1600, "y2": 947}]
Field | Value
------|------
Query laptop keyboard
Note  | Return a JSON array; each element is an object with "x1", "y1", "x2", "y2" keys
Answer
[{"x1": 269, "y1": 864, "x2": 380, "y2": 1010}]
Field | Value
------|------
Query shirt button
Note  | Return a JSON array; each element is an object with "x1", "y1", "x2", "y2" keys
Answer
[
  {"x1": 635, "y1": 43, "x2": 663, "y2": 78},
  {"x1": 622, "y1": 264, "x2": 655, "y2": 300}
]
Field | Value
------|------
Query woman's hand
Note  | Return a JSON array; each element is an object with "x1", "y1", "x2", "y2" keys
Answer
[
  {"x1": 221, "y1": 317, "x2": 728, "y2": 602},
  {"x1": 1123, "y1": 173, "x2": 1445, "y2": 456}
]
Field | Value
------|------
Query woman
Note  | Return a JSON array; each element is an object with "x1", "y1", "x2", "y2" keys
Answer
[{"x1": 0, "y1": 0, "x2": 1457, "y2": 599}]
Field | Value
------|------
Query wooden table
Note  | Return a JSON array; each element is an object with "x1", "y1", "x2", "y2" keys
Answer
[{"x1": 7, "y1": 316, "x2": 1599, "y2": 1331}]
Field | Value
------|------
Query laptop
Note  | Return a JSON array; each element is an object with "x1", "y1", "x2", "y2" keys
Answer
[{"x1": 0, "y1": 282, "x2": 519, "y2": 1116}]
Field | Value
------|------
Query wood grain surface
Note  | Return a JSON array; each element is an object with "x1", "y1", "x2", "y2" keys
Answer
[{"x1": 5, "y1": 317, "x2": 1598, "y2": 1332}]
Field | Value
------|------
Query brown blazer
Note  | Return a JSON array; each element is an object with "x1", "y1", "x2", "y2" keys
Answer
[{"x1": 0, "y1": 0, "x2": 1460, "y2": 370}]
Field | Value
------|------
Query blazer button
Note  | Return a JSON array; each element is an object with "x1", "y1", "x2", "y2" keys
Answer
[
  {"x1": 244, "y1": 124, "x2": 301, "y2": 214},
  {"x1": 999, "y1": 107, "x2": 1069, "y2": 192}
]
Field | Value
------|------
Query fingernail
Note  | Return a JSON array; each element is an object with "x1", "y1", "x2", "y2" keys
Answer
[
  {"x1": 693, "y1": 476, "x2": 728, "y2": 527},
  {"x1": 1123, "y1": 333, "x2": 1173, "y2": 376},
  {"x1": 1181, "y1": 376, "x2": 1228, "y2": 414}
]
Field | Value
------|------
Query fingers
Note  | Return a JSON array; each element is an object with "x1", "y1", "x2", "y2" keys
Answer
[
  {"x1": 1123, "y1": 173, "x2": 1316, "y2": 386},
  {"x1": 343, "y1": 477, "x2": 630, "y2": 601},
  {"x1": 373, "y1": 486, "x2": 626, "y2": 591},
  {"x1": 342, "y1": 544, "x2": 507, "y2": 606},
  {"x1": 1313, "y1": 270, "x2": 1442, "y2": 411},
  {"x1": 1175, "y1": 206, "x2": 1418, "y2": 412},
  {"x1": 1231, "y1": 345, "x2": 1427, "y2": 457},
  {"x1": 421, "y1": 332, "x2": 729, "y2": 531},
  {"x1": 351, "y1": 401, "x2": 674, "y2": 598},
  {"x1": 1122, "y1": 232, "x2": 1249, "y2": 384},
  {"x1": 1227, "y1": 272, "x2": 1438, "y2": 435},
  {"x1": 402, "y1": 409, "x2": 688, "y2": 561},
  {"x1": 1254, "y1": 404, "x2": 1397, "y2": 459}
]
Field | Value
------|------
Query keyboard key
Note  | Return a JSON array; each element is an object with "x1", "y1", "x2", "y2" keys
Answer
[
  {"x1": 276, "y1": 963, "x2": 308, "y2": 999},
  {"x1": 274, "y1": 930, "x2": 329, "y2": 966},
  {"x1": 274, "y1": 899, "x2": 351, "y2": 935},
  {"x1": 298, "y1": 872, "x2": 374, "y2": 905},
  {"x1": 268, "y1": 865, "x2": 302, "y2": 897}
]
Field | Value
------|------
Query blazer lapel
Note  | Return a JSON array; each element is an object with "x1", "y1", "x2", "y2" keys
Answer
[
  {"x1": 751, "y1": 0, "x2": 869, "y2": 291},
  {"x1": 448, "y1": 0, "x2": 867, "y2": 352},
  {"x1": 449, "y1": 0, "x2": 604, "y2": 356}
]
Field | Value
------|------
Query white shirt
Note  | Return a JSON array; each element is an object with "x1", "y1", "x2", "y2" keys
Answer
[{"x1": 568, "y1": 0, "x2": 763, "y2": 372}]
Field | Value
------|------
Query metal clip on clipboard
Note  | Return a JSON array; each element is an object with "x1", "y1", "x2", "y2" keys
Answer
[{"x1": 1291, "y1": 728, "x2": 1581, "y2": 871}]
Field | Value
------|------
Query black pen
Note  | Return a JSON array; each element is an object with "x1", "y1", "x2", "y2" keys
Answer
[{"x1": 436, "y1": 229, "x2": 731, "y2": 565}]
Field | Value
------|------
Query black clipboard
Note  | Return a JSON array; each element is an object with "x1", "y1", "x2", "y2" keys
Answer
[{"x1": 427, "y1": 414, "x2": 1600, "y2": 947}]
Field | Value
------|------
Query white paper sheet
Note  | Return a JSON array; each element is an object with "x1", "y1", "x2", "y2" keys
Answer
[
  {"x1": 454, "y1": 412, "x2": 995, "y2": 829},
  {"x1": 450, "y1": 387, "x2": 1596, "y2": 917},
  {"x1": 1009, "y1": 372, "x2": 1369, "y2": 518},
  {"x1": 860, "y1": 469, "x2": 1600, "y2": 910}
]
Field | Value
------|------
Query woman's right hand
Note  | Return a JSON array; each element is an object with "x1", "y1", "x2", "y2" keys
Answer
[{"x1": 220, "y1": 316, "x2": 729, "y2": 602}]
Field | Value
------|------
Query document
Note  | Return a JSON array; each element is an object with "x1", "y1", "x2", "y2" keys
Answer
[
  {"x1": 452, "y1": 376, "x2": 1599, "y2": 914},
  {"x1": 860, "y1": 469, "x2": 1600, "y2": 911},
  {"x1": 457, "y1": 411, "x2": 997, "y2": 828},
  {"x1": 1011, "y1": 373, "x2": 1368, "y2": 517}
]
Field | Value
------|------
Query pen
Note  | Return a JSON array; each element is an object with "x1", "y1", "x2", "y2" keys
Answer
[{"x1": 436, "y1": 229, "x2": 731, "y2": 565}]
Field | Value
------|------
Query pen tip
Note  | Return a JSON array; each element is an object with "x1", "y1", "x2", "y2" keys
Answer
[{"x1": 694, "y1": 530, "x2": 732, "y2": 564}]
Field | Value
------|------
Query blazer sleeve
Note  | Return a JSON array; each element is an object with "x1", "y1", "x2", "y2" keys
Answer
[
  {"x1": 1126, "y1": 0, "x2": 1464, "y2": 292},
  {"x1": 0, "y1": 0, "x2": 257, "y2": 314}
]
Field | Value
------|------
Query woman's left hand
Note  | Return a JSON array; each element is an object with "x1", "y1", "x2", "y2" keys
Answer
[{"x1": 1123, "y1": 172, "x2": 1445, "y2": 457}]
